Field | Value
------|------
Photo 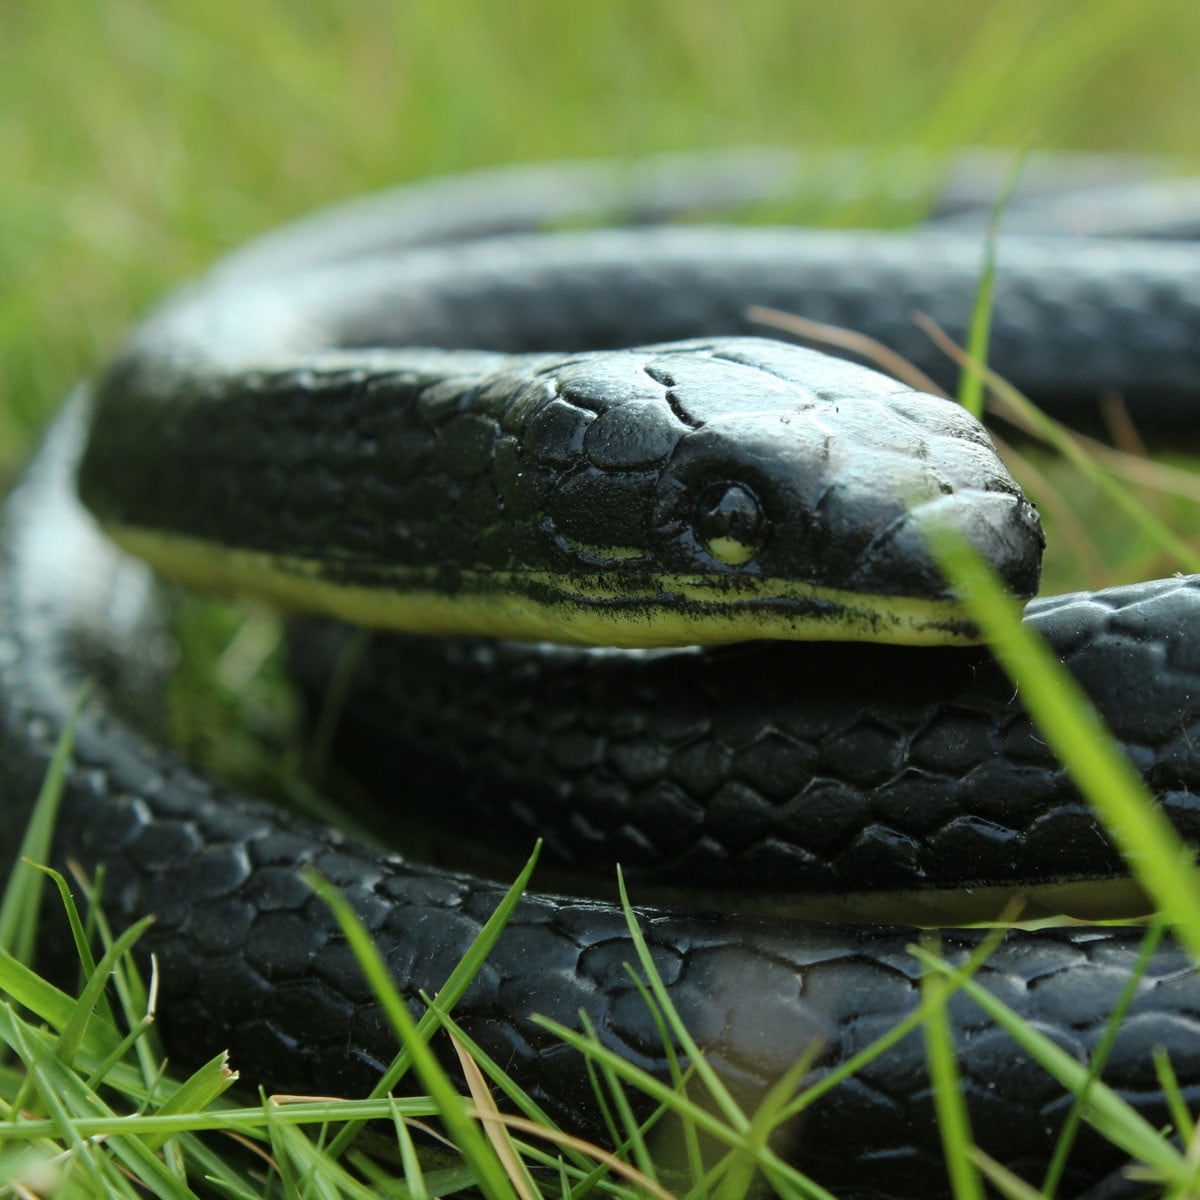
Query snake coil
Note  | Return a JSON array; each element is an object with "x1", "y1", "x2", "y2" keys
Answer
[{"x1": 5, "y1": 151, "x2": 1200, "y2": 1199}]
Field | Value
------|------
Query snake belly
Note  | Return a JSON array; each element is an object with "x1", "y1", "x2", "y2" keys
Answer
[{"x1": 5, "y1": 152, "x2": 1200, "y2": 1200}]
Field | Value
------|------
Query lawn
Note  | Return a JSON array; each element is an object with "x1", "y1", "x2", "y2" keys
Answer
[
  {"x1": 2, "y1": 1, "x2": 1200, "y2": 1196},
  {"x1": 3, "y1": 0, "x2": 1198, "y2": 456}
]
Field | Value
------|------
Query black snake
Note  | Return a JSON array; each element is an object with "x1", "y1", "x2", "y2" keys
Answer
[{"x1": 4, "y1": 151, "x2": 1200, "y2": 1199}]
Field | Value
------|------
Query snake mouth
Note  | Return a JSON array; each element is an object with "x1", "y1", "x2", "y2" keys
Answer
[
  {"x1": 101, "y1": 521, "x2": 983, "y2": 648},
  {"x1": 521, "y1": 573, "x2": 984, "y2": 646}
]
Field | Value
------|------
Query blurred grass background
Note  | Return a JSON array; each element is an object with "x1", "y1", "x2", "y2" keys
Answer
[
  {"x1": 1, "y1": 5, "x2": 1198, "y2": 1179},
  {"x1": 2, "y1": 0, "x2": 1199, "y2": 468}
]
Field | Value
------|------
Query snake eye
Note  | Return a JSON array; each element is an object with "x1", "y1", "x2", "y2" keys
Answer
[{"x1": 693, "y1": 482, "x2": 768, "y2": 565}]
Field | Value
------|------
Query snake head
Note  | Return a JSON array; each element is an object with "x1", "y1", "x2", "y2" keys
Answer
[
  {"x1": 525, "y1": 338, "x2": 1042, "y2": 646},
  {"x1": 653, "y1": 338, "x2": 1043, "y2": 641}
]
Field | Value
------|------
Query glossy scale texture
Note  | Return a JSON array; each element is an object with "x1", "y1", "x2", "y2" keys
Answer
[{"x1": 5, "y1": 153, "x2": 1200, "y2": 1198}]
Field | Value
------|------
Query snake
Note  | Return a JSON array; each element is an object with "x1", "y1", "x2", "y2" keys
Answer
[{"x1": 4, "y1": 150, "x2": 1200, "y2": 1200}]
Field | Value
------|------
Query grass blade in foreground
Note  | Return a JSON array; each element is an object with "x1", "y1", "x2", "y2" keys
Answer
[
  {"x1": 917, "y1": 316, "x2": 1200, "y2": 576},
  {"x1": 1040, "y1": 917, "x2": 1168, "y2": 1196},
  {"x1": 0, "y1": 685, "x2": 89, "y2": 965},
  {"x1": 321, "y1": 841, "x2": 542, "y2": 1162},
  {"x1": 956, "y1": 146, "x2": 1027, "y2": 420},
  {"x1": 305, "y1": 871, "x2": 518, "y2": 1200},
  {"x1": 928, "y1": 527, "x2": 1200, "y2": 959},
  {"x1": 912, "y1": 948, "x2": 1192, "y2": 1192},
  {"x1": 920, "y1": 935, "x2": 983, "y2": 1200}
]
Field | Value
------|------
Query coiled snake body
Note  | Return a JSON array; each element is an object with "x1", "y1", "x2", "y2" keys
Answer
[{"x1": 5, "y1": 151, "x2": 1200, "y2": 1198}]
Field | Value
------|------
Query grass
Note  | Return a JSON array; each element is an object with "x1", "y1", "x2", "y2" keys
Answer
[
  {"x1": 1, "y1": 637, "x2": 1196, "y2": 1199},
  {"x1": 2, "y1": 0, "x2": 1200, "y2": 461},
  {"x1": 4, "y1": 1, "x2": 1200, "y2": 1197}
]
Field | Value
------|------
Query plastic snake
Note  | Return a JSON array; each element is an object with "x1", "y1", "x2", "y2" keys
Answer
[{"x1": 4, "y1": 151, "x2": 1200, "y2": 1199}]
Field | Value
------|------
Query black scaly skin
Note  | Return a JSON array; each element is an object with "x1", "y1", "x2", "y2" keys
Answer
[
  {"x1": 5, "y1": 153, "x2": 1200, "y2": 1198},
  {"x1": 7, "y1": 421, "x2": 1199, "y2": 1200},
  {"x1": 292, "y1": 579, "x2": 1200, "y2": 901},
  {"x1": 80, "y1": 337, "x2": 1042, "y2": 617}
]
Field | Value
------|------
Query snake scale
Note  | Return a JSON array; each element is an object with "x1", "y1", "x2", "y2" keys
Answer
[{"x1": 4, "y1": 150, "x2": 1200, "y2": 1198}]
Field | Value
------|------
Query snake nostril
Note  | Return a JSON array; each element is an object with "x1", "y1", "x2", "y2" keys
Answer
[{"x1": 693, "y1": 481, "x2": 769, "y2": 565}]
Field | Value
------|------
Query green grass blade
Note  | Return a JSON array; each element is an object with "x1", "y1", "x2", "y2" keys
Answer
[
  {"x1": 928, "y1": 528, "x2": 1200, "y2": 958},
  {"x1": 912, "y1": 948, "x2": 1187, "y2": 1186},
  {"x1": 0, "y1": 1096, "x2": 445, "y2": 1143},
  {"x1": 1152, "y1": 1048, "x2": 1196, "y2": 1149},
  {"x1": 614, "y1": 872, "x2": 748, "y2": 1135},
  {"x1": 68, "y1": 872, "x2": 167, "y2": 1089},
  {"x1": 141, "y1": 1051, "x2": 238, "y2": 1151},
  {"x1": 779, "y1": 919, "x2": 1010, "y2": 1124},
  {"x1": 957, "y1": 147, "x2": 1026, "y2": 419},
  {"x1": 917, "y1": 319, "x2": 1200, "y2": 575},
  {"x1": 419, "y1": 996, "x2": 574, "y2": 1155},
  {"x1": 919, "y1": 935, "x2": 984, "y2": 1200},
  {"x1": 576, "y1": 1009, "x2": 656, "y2": 1182},
  {"x1": 304, "y1": 872, "x2": 516, "y2": 1200},
  {"x1": 0, "y1": 1006, "x2": 196, "y2": 1200},
  {"x1": 55, "y1": 915, "x2": 155, "y2": 1067},
  {"x1": 270, "y1": 1119, "x2": 385, "y2": 1200},
  {"x1": 82, "y1": 1014, "x2": 156, "y2": 1092},
  {"x1": 0, "y1": 684, "x2": 89, "y2": 964},
  {"x1": 323, "y1": 841, "x2": 540, "y2": 1161},
  {"x1": 422, "y1": 1006, "x2": 687, "y2": 1200},
  {"x1": 970, "y1": 1148, "x2": 1053, "y2": 1200},
  {"x1": 534, "y1": 1015, "x2": 838, "y2": 1200},
  {"x1": 577, "y1": 1025, "x2": 625, "y2": 1156},
  {"x1": 624, "y1": 969, "x2": 705, "y2": 1186},
  {"x1": 1041, "y1": 917, "x2": 1168, "y2": 1196},
  {"x1": 27, "y1": 863, "x2": 102, "y2": 993},
  {"x1": 389, "y1": 1095, "x2": 432, "y2": 1200},
  {"x1": 0, "y1": 945, "x2": 123, "y2": 1049},
  {"x1": 715, "y1": 1045, "x2": 822, "y2": 1200}
]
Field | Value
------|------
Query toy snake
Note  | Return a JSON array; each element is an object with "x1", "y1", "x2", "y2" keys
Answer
[{"x1": 4, "y1": 151, "x2": 1200, "y2": 1198}]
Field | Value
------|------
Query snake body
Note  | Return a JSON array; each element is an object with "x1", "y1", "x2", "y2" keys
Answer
[{"x1": 5, "y1": 152, "x2": 1200, "y2": 1198}]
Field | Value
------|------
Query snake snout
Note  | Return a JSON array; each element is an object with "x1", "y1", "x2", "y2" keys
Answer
[{"x1": 848, "y1": 490, "x2": 1045, "y2": 601}]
